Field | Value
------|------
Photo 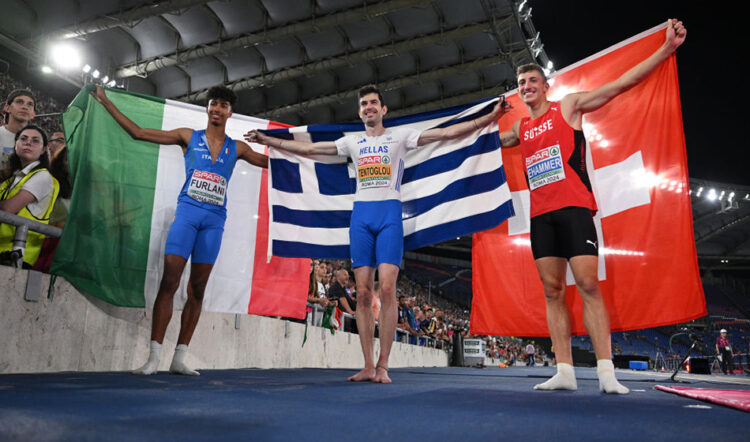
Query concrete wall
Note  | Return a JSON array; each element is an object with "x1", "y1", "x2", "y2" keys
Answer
[{"x1": 0, "y1": 266, "x2": 449, "y2": 374}]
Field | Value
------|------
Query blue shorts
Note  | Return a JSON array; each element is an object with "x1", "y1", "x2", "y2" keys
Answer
[
  {"x1": 164, "y1": 202, "x2": 226, "y2": 264},
  {"x1": 349, "y1": 199, "x2": 403, "y2": 268}
]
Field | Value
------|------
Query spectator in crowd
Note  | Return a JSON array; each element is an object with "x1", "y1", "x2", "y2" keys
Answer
[
  {"x1": 48, "y1": 131, "x2": 66, "y2": 161},
  {"x1": 329, "y1": 269, "x2": 356, "y2": 315},
  {"x1": 0, "y1": 125, "x2": 59, "y2": 268},
  {"x1": 308, "y1": 261, "x2": 330, "y2": 310},
  {"x1": 2, "y1": 90, "x2": 36, "y2": 175},
  {"x1": 421, "y1": 308, "x2": 437, "y2": 337},
  {"x1": 716, "y1": 329, "x2": 734, "y2": 375},
  {"x1": 397, "y1": 295, "x2": 420, "y2": 343},
  {"x1": 31, "y1": 133, "x2": 72, "y2": 272},
  {"x1": 526, "y1": 341, "x2": 536, "y2": 367}
]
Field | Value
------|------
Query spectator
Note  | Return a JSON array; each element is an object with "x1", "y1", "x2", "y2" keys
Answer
[
  {"x1": 2, "y1": 90, "x2": 36, "y2": 175},
  {"x1": 420, "y1": 308, "x2": 437, "y2": 337},
  {"x1": 329, "y1": 269, "x2": 356, "y2": 315},
  {"x1": 526, "y1": 341, "x2": 536, "y2": 367},
  {"x1": 371, "y1": 281, "x2": 381, "y2": 319},
  {"x1": 31, "y1": 140, "x2": 72, "y2": 273},
  {"x1": 716, "y1": 329, "x2": 734, "y2": 375},
  {"x1": 48, "y1": 131, "x2": 66, "y2": 161},
  {"x1": 397, "y1": 296, "x2": 420, "y2": 343},
  {"x1": 0, "y1": 125, "x2": 59, "y2": 268}
]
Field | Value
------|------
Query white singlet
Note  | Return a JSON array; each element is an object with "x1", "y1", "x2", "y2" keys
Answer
[{"x1": 334, "y1": 127, "x2": 420, "y2": 202}]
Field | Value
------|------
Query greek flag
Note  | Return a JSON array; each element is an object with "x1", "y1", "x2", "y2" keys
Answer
[{"x1": 265, "y1": 97, "x2": 514, "y2": 259}]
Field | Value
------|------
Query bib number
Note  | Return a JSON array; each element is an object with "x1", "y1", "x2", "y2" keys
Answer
[
  {"x1": 525, "y1": 145, "x2": 565, "y2": 190},
  {"x1": 187, "y1": 170, "x2": 226, "y2": 206},
  {"x1": 357, "y1": 155, "x2": 391, "y2": 189}
]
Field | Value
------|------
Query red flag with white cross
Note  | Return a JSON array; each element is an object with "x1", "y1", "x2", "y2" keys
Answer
[{"x1": 471, "y1": 23, "x2": 706, "y2": 336}]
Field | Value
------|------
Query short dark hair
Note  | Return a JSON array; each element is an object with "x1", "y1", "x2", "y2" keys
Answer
[
  {"x1": 516, "y1": 63, "x2": 547, "y2": 83},
  {"x1": 207, "y1": 86, "x2": 237, "y2": 109},
  {"x1": 357, "y1": 84, "x2": 385, "y2": 107},
  {"x1": 6, "y1": 89, "x2": 36, "y2": 110}
]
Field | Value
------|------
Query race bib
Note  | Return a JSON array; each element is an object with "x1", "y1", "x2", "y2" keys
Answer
[
  {"x1": 357, "y1": 155, "x2": 391, "y2": 189},
  {"x1": 187, "y1": 170, "x2": 226, "y2": 206},
  {"x1": 525, "y1": 145, "x2": 565, "y2": 190}
]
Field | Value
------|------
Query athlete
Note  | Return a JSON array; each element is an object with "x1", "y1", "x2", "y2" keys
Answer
[
  {"x1": 498, "y1": 19, "x2": 686, "y2": 394},
  {"x1": 92, "y1": 85, "x2": 268, "y2": 375},
  {"x1": 246, "y1": 85, "x2": 505, "y2": 383}
]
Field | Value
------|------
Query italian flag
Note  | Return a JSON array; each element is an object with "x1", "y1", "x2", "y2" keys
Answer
[{"x1": 51, "y1": 86, "x2": 309, "y2": 317}]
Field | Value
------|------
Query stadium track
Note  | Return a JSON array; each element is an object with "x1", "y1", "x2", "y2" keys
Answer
[{"x1": 1, "y1": 366, "x2": 748, "y2": 441}]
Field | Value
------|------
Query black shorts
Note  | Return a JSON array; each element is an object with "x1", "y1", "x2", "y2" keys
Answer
[{"x1": 530, "y1": 206, "x2": 598, "y2": 260}]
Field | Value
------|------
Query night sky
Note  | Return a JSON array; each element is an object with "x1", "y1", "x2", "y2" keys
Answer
[{"x1": 530, "y1": 1, "x2": 746, "y2": 185}]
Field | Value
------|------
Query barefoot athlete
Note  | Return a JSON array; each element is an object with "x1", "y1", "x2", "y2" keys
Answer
[
  {"x1": 92, "y1": 85, "x2": 268, "y2": 375},
  {"x1": 247, "y1": 84, "x2": 505, "y2": 383},
  {"x1": 498, "y1": 19, "x2": 686, "y2": 394}
]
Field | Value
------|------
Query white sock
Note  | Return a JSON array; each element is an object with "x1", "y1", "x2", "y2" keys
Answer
[
  {"x1": 597, "y1": 359, "x2": 629, "y2": 394},
  {"x1": 133, "y1": 341, "x2": 162, "y2": 375},
  {"x1": 534, "y1": 363, "x2": 577, "y2": 390},
  {"x1": 169, "y1": 344, "x2": 200, "y2": 376}
]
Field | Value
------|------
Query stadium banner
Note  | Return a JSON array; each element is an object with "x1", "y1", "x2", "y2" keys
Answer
[
  {"x1": 471, "y1": 23, "x2": 706, "y2": 336},
  {"x1": 265, "y1": 97, "x2": 515, "y2": 259},
  {"x1": 51, "y1": 86, "x2": 309, "y2": 318}
]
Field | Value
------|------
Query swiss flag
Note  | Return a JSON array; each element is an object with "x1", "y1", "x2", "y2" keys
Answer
[{"x1": 471, "y1": 24, "x2": 706, "y2": 336}]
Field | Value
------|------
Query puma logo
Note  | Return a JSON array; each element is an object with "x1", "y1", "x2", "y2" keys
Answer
[{"x1": 586, "y1": 240, "x2": 598, "y2": 249}]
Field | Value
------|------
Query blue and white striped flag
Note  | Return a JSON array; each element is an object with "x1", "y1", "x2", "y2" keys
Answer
[{"x1": 265, "y1": 97, "x2": 515, "y2": 259}]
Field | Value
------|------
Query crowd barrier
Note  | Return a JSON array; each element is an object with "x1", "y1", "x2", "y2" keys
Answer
[
  {"x1": 0, "y1": 210, "x2": 62, "y2": 268},
  {"x1": 0, "y1": 265, "x2": 450, "y2": 374}
]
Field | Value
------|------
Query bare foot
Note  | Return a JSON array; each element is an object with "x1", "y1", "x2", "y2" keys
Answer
[
  {"x1": 373, "y1": 366, "x2": 391, "y2": 384},
  {"x1": 347, "y1": 367, "x2": 376, "y2": 382}
]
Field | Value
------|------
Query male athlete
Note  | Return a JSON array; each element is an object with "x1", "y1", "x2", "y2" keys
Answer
[
  {"x1": 498, "y1": 19, "x2": 686, "y2": 394},
  {"x1": 92, "y1": 85, "x2": 268, "y2": 375},
  {"x1": 247, "y1": 85, "x2": 504, "y2": 383}
]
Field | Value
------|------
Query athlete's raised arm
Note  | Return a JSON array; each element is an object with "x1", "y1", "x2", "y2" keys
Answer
[
  {"x1": 244, "y1": 129, "x2": 338, "y2": 156},
  {"x1": 417, "y1": 98, "x2": 510, "y2": 146},
  {"x1": 561, "y1": 19, "x2": 686, "y2": 126},
  {"x1": 499, "y1": 120, "x2": 522, "y2": 148},
  {"x1": 236, "y1": 140, "x2": 269, "y2": 168},
  {"x1": 91, "y1": 85, "x2": 192, "y2": 148}
]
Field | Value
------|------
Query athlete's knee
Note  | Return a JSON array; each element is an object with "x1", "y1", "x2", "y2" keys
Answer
[
  {"x1": 356, "y1": 287, "x2": 373, "y2": 303},
  {"x1": 540, "y1": 277, "x2": 565, "y2": 301},
  {"x1": 575, "y1": 275, "x2": 600, "y2": 297},
  {"x1": 158, "y1": 272, "x2": 182, "y2": 295}
]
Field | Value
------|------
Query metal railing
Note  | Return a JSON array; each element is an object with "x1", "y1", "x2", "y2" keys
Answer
[
  {"x1": 0, "y1": 209, "x2": 62, "y2": 268},
  {"x1": 307, "y1": 302, "x2": 450, "y2": 350}
]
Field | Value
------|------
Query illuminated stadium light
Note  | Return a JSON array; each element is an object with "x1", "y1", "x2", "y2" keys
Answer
[
  {"x1": 689, "y1": 189, "x2": 692, "y2": 195},
  {"x1": 728, "y1": 192, "x2": 735, "y2": 202},
  {"x1": 745, "y1": 194, "x2": 750, "y2": 199},
  {"x1": 696, "y1": 187, "x2": 703, "y2": 197},
  {"x1": 50, "y1": 42, "x2": 81, "y2": 70},
  {"x1": 92, "y1": 69, "x2": 100, "y2": 79},
  {"x1": 102, "y1": 76, "x2": 109, "y2": 84},
  {"x1": 40, "y1": 65, "x2": 53, "y2": 74},
  {"x1": 543, "y1": 68, "x2": 551, "y2": 77},
  {"x1": 707, "y1": 188, "x2": 717, "y2": 201},
  {"x1": 718, "y1": 190, "x2": 725, "y2": 201},
  {"x1": 82, "y1": 64, "x2": 91, "y2": 73},
  {"x1": 518, "y1": 0, "x2": 528, "y2": 12},
  {"x1": 547, "y1": 60, "x2": 554, "y2": 70},
  {"x1": 107, "y1": 80, "x2": 116, "y2": 87}
]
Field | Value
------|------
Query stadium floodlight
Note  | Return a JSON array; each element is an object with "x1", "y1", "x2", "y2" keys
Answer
[
  {"x1": 92, "y1": 69, "x2": 100, "y2": 79},
  {"x1": 102, "y1": 76, "x2": 109, "y2": 84},
  {"x1": 41, "y1": 65, "x2": 53, "y2": 74},
  {"x1": 50, "y1": 42, "x2": 81, "y2": 70},
  {"x1": 547, "y1": 60, "x2": 554, "y2": 70},
  {"x1": 518, "y1": 0, "x2": 528, "y2": 12},
  {"x1": 82, "y1": 64, "x2": 91, "y2": 73},
  {"x1": 696, "y1": 187, "x2": 703, "y2": 197},
  {"x1": 707, "y1": 188, "x2": 717, "y2": 201},
  {"x1": 728, "y1": 192, "x2": 735, "y2": 202},
  {"x1": 718, "y1": 190, "x2": 725, "y2": 201},
  {"x1": 107, "y1": 80, "x2": 116, "y2": 87}
]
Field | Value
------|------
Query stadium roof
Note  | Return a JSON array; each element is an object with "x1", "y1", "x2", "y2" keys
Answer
[{"x1": 0, "y1": 0, "x2": 549, "y2": 125}]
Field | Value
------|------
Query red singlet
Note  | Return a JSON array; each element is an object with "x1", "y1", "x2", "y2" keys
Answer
[{"x1": 519, "y1": 102, "x2": 597, "y2": 218}]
